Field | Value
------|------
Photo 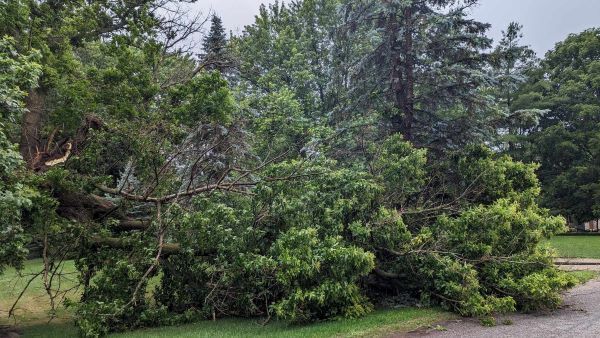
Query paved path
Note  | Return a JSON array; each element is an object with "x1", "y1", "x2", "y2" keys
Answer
[
  {"x1": 403, "y1": 278, "x2": 600, "y2": 338},
  {"x1": 555, "y1": 258, "x2": 600, "y2": 265},
  {"x1": 556, "y1": 258, "x2": 600, "y2": 271},
  {"x1": 559, "y1": 265, "x2": 600, "y2": 271}
]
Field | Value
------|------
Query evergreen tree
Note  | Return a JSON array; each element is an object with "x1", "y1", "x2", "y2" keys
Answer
[
  {"x1": 490, "y1": 22, "x2": 538, "y2": 110},
  {"x1": 489, "y1": 22, "x2": 543, "y2": 153},
  {"x1": 339, "y1": 0, "x2": 494, "y2": 148},
  {"x1": 202, "y1": 14, "x2": 231, "y2": 72}
]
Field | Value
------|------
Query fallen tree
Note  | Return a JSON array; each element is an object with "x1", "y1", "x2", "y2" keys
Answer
[{"x1": 0, "y1": 1, "x2": 579, "y2": 337}]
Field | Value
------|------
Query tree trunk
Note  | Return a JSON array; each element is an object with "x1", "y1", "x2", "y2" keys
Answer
[
  {"x1": 20, "y1": 89, "x2": 46, "y2": 164},
  {"x1": 389, "y1": 12, "x2": 404, "y2": 135},
  {"x1": 401, "y1": 6, "x2": 415, "y2": 142},
  {"x1": 389, "y1": 6, "x2": 415, "y2": 141},
  {"x1": 90, "y1": 236, "x2": 181, "y2": 255}
]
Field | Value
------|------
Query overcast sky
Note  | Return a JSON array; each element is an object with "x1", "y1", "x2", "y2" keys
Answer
[{"x1": 191, "y1": 0, "x2": 599, "y2": 56}]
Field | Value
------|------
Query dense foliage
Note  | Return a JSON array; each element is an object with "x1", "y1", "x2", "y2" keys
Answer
[
  {"x1": 509, "y1": 28, "x2": 600, "y2": 223},
  {"x1": 0, "y1": 35, "x2": 41, "y2": 272},
  {"x1": 0, "y1": 0, "x2": 596, "y2": 337}
]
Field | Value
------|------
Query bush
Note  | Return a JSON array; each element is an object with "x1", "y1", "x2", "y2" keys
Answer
[{"x1": 272, "y1": 228, "x2": 374, "y2": 322}]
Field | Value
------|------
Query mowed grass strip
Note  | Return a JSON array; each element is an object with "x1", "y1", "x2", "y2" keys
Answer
[
  {"x1": 567, "y1": 270, "x2": 600, "y2": 285},
  {"x1": 0, "y1": 259, "x2": 79, "y2": 328},
  {"x1": 20, "y1": 308, "x2": 453, "y2": 338},
  {"x1": 548, "y1": 236, "x2": 600, "y2": 259},
  {"x1": 106, "y1": 308, "x2": 453, "y2": 338},
  {"x1": 2, "y1": 260, "x2": 453, "y2": 338}
]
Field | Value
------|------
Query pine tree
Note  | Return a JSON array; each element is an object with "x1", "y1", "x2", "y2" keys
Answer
[
  {"x1": 339, "y1": 0, "x2": 493, "y2": 148},
  {"x1": 489, "y1": 22, "x2": 543, "y2": 154},
  {"x1": 490, "y1": 22, "x2": 537, "y2": 110},
  {"x1": 202, "y1": 14, "x2": 231, "y2": 72}
]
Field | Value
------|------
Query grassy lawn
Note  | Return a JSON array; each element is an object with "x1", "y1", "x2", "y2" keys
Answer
[
  {"x1": 568, "y1": 270, "x2": 600, "y2": 284},
  {"x1": 111, "y1": 308, "x2": 452, "y2": 338},
  {"x1": 547, "y1": 236, "x2": 600, "y2": 259},
  {"x1": 17, "y1": 308, "x2": 453, "y2": 338},
  {"x1": 2, "y1": 260, "x2": 454, "y2": 338},
  {"x1": 0, "y1": 259, "x2": 79, "y2": 329},
  {"x1": 3, "y1": 259, "x2": 597, "y2": 337}
]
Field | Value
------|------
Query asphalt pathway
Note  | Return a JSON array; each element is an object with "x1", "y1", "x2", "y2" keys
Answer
[
  {"x1": 556, "y1": 258, "x2": 600, "y2": 271},
  {"x1": 405, "y1": 277, "x2": 600, "y2": 338}
]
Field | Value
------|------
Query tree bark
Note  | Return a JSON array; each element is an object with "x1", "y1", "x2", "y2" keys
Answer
[
  {"x1": 389, "y1": 11, "x2": 404, "y2": 135},
  {"x1": 389, "y1": 6, "x2": 415, "y2": 141},
  {"x1": 20, "y1": 89, "x2": 46, "y2": 164},
  {"x1": 90, "y1": 236, "x2": 181, "y2": 255},
  {"x1": 401, "y1": 6, "x2": 415, "y2": 141}
]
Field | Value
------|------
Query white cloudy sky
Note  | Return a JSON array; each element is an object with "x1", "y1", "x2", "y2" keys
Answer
[{"x1": 190, "y1": 0, "x2": 599, "y2": 56}]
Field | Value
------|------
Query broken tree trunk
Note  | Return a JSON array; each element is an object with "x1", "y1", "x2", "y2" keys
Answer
[{"x1": 90, "y1": 236, "x2": 181, "y2": 255}]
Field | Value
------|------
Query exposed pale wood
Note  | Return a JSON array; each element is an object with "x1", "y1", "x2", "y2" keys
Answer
[{"x1": 44, "y1": 142, "x2": 72, "y2": 166}]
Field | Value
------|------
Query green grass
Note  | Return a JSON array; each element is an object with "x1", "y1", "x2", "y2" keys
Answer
[
  {"x1": 5, "y1": 250, "x2": 599, "y2": 338},
  {"x1": 15, "y1": 309, "x2": 453, "y2": 338},
  {"x1": 108, "y1": 308, "x2": 453, "y2": 338},
  {"x1": 0, "y1": 259, "x2": 79, "y2": 328},
  {"x1": 566, "y1": 270, "x2": 600, "y2": 285},
  {"x1": 2, "y1": 260, "x2": 453, "y2": 338},
  {"x1": 547, "y1": 236, "x2": 600, "y2": 258},
  {"x1": 18, "y1": 322, "x2": 79, "y2": 338},
  {"x1": 18, "y1": 308, "x2": 453, "y2": 338}
]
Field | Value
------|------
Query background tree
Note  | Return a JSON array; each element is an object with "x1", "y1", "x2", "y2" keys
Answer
[
  {"x1": 510, "y1": 28, "x2": 600, "y2": 223},
  {"x1": 338, "y1": 0, "x2": 494, "y2": 148},
  {"x1": 0, "y1": 35, "x2": 41, "y2": 272},
  {"x1": 202, "y1": 14, "x2": 233, "y2": 72},
  {"x1": 489, "y1": 22, "x2": 538, "y2": 110},
  {"x1": 488, "y1": 22, "x2": 544, "y2": 154},
  {"x1": 233, "y1": 0, "x2": 341, "y2": 158}
]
